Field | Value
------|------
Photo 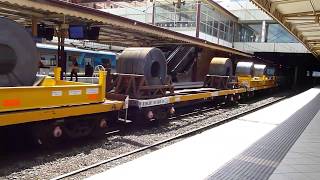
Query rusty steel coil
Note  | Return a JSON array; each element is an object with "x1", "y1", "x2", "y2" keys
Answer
[{"x1": 117, "y1": 47, "x2": 167, "y2": 85}]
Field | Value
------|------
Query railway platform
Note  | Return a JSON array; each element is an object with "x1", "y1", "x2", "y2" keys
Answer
[{"x1": 88, "y1": 87, "x2": 320, "y2": 180}]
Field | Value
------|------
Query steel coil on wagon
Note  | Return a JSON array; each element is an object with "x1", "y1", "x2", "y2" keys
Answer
[
  {"x1": 235, "y1": 61, "x2": 254, "y2": 76},
  {"x1": 0, "y1": 18, "x2": 39, "y2": 87},
  {"x1": 208, "y1": 57, "x2": 233, "y2": 76},
  {"x1": 117, "y1": 47, "x2": 167, "y2": 85},
  {"x1": 253, "y1": 64, "x2": 267, "y2": 77}
]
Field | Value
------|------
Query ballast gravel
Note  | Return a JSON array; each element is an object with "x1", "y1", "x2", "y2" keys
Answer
[{"x1": 0, "y1": 90, "x2": 295, "y2": 180}]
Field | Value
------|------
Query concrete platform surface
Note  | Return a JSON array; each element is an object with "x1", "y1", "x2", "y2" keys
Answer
[
  {"x1": 88, "y1": 88, "x2": 320, "y2": 180},
  {"x1": 269, "y1": 104, "x2": 320, "y2": 180}
]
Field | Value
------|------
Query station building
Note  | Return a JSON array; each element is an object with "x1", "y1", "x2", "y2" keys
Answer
[
  {"x1": 70, "y1": 0, "x2": 307, "y2": 53},
  {"x1": 70, "y1": 0, "x2": 319, "y2": 86}
]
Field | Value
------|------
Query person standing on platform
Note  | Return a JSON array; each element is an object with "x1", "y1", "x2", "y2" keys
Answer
[
  {"x1": 70, "y1": 57, "x2": 79, "y2": 82},
  {"x1": 102, "y1": 58, "x2": 111, "y2": 71},
  {"x1": 85, "y1": 62, "x2": 94, "y2": 77}
]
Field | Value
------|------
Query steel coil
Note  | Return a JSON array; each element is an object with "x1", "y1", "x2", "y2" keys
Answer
[
  {"x1": 253, "y1": 64, "x2": 266, "y2": 77},
  {"x1": 0, "y1": 18, "x2": 39, "y2": 87},
  {"x1": 266, "y1": 67, "x2": 275, "y2": 76},
  {"x1": 117, "y1": 47, "x2": 167, "y2": 85},
  {"x1": 235, "y1": 61, "x2": 254, "y2": 76},
  {"x1": 208, "y1": 57, "x2": 233, "y2": 76}
]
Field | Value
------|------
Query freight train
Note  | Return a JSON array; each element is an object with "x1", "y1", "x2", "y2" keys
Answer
[{"x1": 0, "y1": 17, "x2": 279, "y2": 146}]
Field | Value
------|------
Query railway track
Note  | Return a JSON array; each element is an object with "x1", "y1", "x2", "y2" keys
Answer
[
  {"x1": 0, "y1": 90, "x2": 299, "y2": 180},
  {"x1": 51, "y1": 94, "x2": 288, "y2": 180}
]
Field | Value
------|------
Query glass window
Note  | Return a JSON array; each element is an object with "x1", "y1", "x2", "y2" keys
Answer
[
  {"x1": 154, "y1": 1, "x2": 197, "y2": 29},
  {"x1": 214, "y1": 21, "x2": 219, "y2": 28},
  {"x1": 219, "y1": 32, "x2": 224, "y2": 39},
  {"x1": 200, "y1": 12, "x2": 206, "y2": 22},
  {"x1": 200, "y1": 22, "x2": 206, "y2": 33},
  {"x1": 219, "y1": 23, "x2": 224, "y2": 31},
  {"x1": 267, "y1": 24, "x2": 298, "y2": 43},
  {"x1": 213, "y1": 28, "x2": 218, "y2": 37},
  {"x1": 207, "y1": 26, "x2": 212, "y2": 35}
]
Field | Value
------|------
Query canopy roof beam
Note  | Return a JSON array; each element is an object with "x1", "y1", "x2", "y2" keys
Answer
[{"x1": 251, "y1": 0, "x2": 320, "y2": 58}]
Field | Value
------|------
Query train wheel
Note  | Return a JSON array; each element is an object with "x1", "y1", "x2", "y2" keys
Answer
[
  {"x1": 246, "y1": 92, "x2": 251, "y2": 99},
  {"x1": 169, "y1": 106, "x2": 175, "y2": 117},
  {"x1": 226, "y1": 95, "x2": 235, "y2": 106},
  {"x1": 143, "y1": 108, "x2": 169, "y2": 126},
  {"x1": 91, "y1": 118, "x2": 109, "y2": 138},
  {"x1": 246, "y1": 91, "x2": 254, "y2": 99},
  {"x1": 32, "y1": 122, "x2": 64, "y2": 148},
  {"x1": 63, "y1": 118, "x2": 95, "y2": 139},
  {"x1": 232, "y1": 94, "x2": 240, "y2": 104},
  {"x1": 145, "y1": 110, "x2": 155, "y2": 122},
  {"x1": 250, "y1": 91, "x2": 255, "y2": 97},
  {"x1": 156, "y1": 108, "x2": 169, "y2": 123},
  {"x1": 239, "y1": 93, "x2": 246, "y2": 103}
]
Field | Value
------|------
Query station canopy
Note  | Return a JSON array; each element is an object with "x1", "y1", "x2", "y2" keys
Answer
[
  {"x1": 250, "y1": 0, "x2": 320, "y2": 58},
  {"x1": 0, "y1": 0, "x2": 251, "y2": 57}
]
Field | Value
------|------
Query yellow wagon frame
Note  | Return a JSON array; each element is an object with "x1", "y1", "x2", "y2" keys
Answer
[{"x1": 0, "y1": 68, "x2": 125, "y2": 126}]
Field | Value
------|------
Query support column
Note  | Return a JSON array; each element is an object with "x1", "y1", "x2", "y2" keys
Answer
[
  {"x1": 31, "y1": 17, "x2": 38, "y2": 37},
  {"x1": 57, "y1": 24, "x2": 67, "y2": 80},
  {"x1": 195, "y1": 0, "x2": 201, "y2": 38},
  {"x1": 293, "y1": 66, "x2": 298, "y2": 88},
  {"x1": 232, "y1": 21, "x2": 236, "y2": 47},
  {"x1": 152, "y1": 0, "x2": 156, "y2": 25},
  {"x1": 217, "y1": 19, "x2": 221, "y2": 44},
  {"x1": 196, "y1": 48, "x2": 215, "y2": 81},
  {"x1": 261, "y1": 20, "x2": 268, "y2": 42}
]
